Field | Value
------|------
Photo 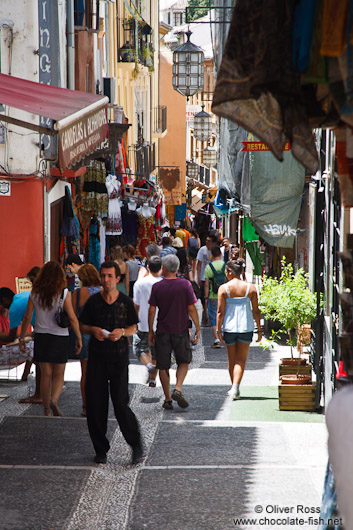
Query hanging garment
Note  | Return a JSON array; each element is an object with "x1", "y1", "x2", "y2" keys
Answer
[
  {"x1": 121, "y1": 204, "x2": 138, "y2": 246},
  {"x1": 105, "y1": 175, "x2": 123, "y2": 235},
  {"x1": 82, "y1": 161, "x2": 108, "y2": 215},
  {"x1": 89, "y1": 216, "x2": 100, "y2": 271},
  {"x1": 98, "y1": 216, "x2": 106, "y2": 264},
  {"x1": 320, "y1": 0, "x2": 349, "y2": 58},
  {"x1": 212, "y1": 0, "x2": 319, "y2": 175},
  {"x1": 60, "y1": 186, "x2": 80, "y2": 239},
  {"x1": 292, "y1": 0, "x2": 317, "y2": 73},
  {"x1": 136, "y1": 215, "x2": 157, "y2": 258}
]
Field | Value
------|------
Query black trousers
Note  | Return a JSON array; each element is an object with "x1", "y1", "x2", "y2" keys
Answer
[{"x1": 86, "y1": 357, "x2": 140, "y2": 456}]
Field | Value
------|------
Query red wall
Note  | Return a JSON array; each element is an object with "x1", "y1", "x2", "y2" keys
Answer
[{"x1": 0, "y1": 179, "x2": 44, "y2": 292}]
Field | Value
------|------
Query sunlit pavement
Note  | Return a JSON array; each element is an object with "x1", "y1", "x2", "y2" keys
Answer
[{"x1": 0, "y1": 323, "x2": 327, "y2": 530}]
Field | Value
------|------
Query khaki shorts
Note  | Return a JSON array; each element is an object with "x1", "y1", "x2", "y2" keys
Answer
[{"x1": 155, "y1": 330, "x2": 192, "y2": 370}]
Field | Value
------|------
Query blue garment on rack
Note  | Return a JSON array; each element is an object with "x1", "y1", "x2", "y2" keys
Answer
[
  {"x1": 175, "y1": 203, "x2": 187, "y2": 221},
  {"x1": 121, "y1": 205, "x2": 138, "y2": 246},
  {"x1": 89, "y1": 217, "x2": 100, "y2": 271},
  {"x1": 292, "y1": 0, "x2": 316, "y2": 73}
]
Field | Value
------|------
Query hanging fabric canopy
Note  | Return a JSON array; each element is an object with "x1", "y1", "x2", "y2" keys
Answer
[{"x1": 212, "y1": 0, "x2": 319, "y2": 175}]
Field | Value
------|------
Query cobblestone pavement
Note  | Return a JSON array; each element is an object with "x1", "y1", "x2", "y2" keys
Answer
[{"x1": 0, "y1": 324, "x2": 328, "y2": 530}]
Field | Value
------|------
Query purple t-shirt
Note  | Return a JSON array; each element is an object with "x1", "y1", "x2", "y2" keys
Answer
[{"x1": 149, "y1": 277, "x2": 197, "y2": 334}]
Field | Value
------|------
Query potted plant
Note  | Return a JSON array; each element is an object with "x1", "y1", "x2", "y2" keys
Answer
[
  {"x1": 119, "y1": 41, "x2": 135, "y2": 62},
  {"x1": 142, "y1": 45, "x2": 154, "y2": 67},
  {"x1": 259, "y1": 257, "x2": 319, "y2": 410}
]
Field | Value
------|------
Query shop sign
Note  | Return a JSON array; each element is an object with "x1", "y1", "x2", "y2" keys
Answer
[
  {"x1": 58, "y1": 106, "x2": 109, "y2": 170},
  {"x1": 159, "y1": 167, "x2": 183, "y2": 205},
  {"x1": 186, "y1": 105, "x2": 202, "y2": 122},
  {"x1": 241, "y1": 141, "x2": 291, "y2": 152},
  {"x1": 0, "y1": 180, "x2": 11, "y2": 196},
  {"x1": 38, "y1": 0, "x2": 59, "y2": 159}
]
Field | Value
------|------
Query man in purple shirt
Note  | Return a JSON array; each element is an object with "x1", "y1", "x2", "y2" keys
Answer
[{"x1": 148, "y1": 254, "x2": 200, "y2": 410}]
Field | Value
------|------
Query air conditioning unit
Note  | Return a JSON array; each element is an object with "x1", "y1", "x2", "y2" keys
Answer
[{"x1": 103, "y1": 77, "x2": 117, "y2": 104}]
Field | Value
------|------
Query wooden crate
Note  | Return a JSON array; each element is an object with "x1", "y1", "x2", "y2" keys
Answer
[
  {"x1": 279, "y1": 363, "x2": 312, "y2": 379},
  {"x1": 278, "y1": 383, "x2": 316, "y2": 411}
]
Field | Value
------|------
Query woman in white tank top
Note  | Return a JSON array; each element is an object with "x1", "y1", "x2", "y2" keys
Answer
[
  {"x1": 19, "y1": 261, "x2": 82, "y2": 417},
  {"x1": 216, "y1": 259, "x2": 262, "y2": 400}
]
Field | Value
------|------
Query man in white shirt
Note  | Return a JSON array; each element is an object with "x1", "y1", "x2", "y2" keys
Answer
[{"x1": 133, "y1": 256, "x2": 162, "y2": 386}]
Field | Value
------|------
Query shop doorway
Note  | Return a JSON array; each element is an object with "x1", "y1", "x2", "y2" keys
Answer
[{"x1": 50, "y1": 197, "x2": 64, "y2": 261}]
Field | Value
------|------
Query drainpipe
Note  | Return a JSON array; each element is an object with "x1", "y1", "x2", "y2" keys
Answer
[
  {"x1": 105, "y1": 3, "x2": 109, "y2": 77},
  {"x1": 67, "y1": 0, "x2": 75, "y2": 89}
]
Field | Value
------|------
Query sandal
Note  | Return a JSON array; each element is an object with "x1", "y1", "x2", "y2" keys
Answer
[
  {"x1": 44, "y1": 408, "x2": 52, "y2": 416},
  {"x1": 81, "y1": 405, "x2": 87, "y2": 417},
  {"x1": 162, "y1": 400, "x2": 173, "y2": 410},
  {"x1": 171, "y1": 389, "x2": 189, "y2": 408}
]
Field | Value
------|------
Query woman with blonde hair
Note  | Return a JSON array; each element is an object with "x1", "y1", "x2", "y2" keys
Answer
[
  {"x1": 111, "y1": 245, "x2": 129, "y2": 295},
  {"x1": 70, "y1": 264, "x2": 102, "y2": 416},
  {"x1": 216, "y1": 259, "x2": 261, "y2": 400},
  {"x1": 19, "y1": 261, "x2": 82, "y2": 416}
]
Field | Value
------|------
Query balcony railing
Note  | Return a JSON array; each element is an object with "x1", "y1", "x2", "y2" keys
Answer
[
  {"x1": 128, "y1": 142, "x2": 156, "y2": 178},
  {"x1": 152, "y1": 106, "x2": 167, "y2": 134}
]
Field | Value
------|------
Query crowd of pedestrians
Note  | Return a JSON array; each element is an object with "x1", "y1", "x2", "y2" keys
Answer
[{"x1": 0, "y1": 224, "x2": 261, "y2": 465}]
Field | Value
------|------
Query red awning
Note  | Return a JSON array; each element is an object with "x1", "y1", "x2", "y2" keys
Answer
[{"x1": 0, "y1": 73, "x2": 109, "y2": 171}]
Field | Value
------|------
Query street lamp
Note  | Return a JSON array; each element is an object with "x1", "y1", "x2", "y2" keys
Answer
[
  {"x1": 187, "y1": 160, "x2": 199, "y2": 178},
  {"x1": 193, "y1": 105, "x2": 212, "y2": 142},
  {"x1": 172, "y1": 29, "x2": 204, "y2": 100},
  {"x1": 203, "y1": 145, "x2": 217, "y2": 167}
]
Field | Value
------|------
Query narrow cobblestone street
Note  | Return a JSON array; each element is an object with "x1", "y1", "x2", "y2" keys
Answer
[{"x1": 0, "y1": 321, "x2": 327, "y2": 530}]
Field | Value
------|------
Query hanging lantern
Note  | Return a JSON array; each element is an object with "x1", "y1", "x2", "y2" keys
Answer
[
  {"x1": 203, "y1": 146, "x2": 217, "y2": 167},
  {"x1": 172, "y1": 29, "x2": 204, "y2": 100},
  {"x1": 193, "y1": 105, "x2": 212, "y2": 142},
  {"x1": 187, "y1": 160, "x2": 199, "y2": 178}
]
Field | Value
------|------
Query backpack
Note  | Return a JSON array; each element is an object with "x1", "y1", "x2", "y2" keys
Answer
[{"x1": 209, "y1": 262, "x2": 226, "y2": 294}]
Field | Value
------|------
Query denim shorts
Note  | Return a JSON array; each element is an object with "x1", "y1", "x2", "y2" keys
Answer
[
  {"x1": 207, "y1": 298, "x2": 218, "y2": 327},
  {"x1": 223, "y1": 331, "x2": 253, "y2": 345},
  {"x1": 133, "y1": 331, "x2": 155, "y2": 360}
]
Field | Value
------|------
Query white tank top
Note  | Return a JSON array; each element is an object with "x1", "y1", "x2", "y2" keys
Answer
[
  {"x1": 222, "y1": 283, "x2": 254, "y2": 333},
  {"x1": 30, "y1": 289, "x2": 69, "y2": 336}
]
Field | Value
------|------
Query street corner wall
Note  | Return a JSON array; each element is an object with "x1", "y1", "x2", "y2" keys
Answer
[
  {"x1": 0, "y1": 179, "x2": 44, "y2": 292},
  {"x1": 158, "y1": 49, "x2": 186, "y2": 201}
]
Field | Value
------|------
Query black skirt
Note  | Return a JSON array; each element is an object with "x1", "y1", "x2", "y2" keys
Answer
[{"x1": 33, "y1": 333, "x2": 69, "y2": 364}]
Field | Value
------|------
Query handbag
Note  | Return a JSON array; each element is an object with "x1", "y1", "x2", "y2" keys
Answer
[
  {"x1": 55, "y1": 291, "x2": 70, "y2": 328},
  {"x1": 190, "y1": 280, "x2": 201, "y2": 300}
]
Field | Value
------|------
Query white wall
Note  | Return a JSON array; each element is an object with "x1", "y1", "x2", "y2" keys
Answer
[{"x1": 0, "y1": 0, "x2": 40, "y2": 174}]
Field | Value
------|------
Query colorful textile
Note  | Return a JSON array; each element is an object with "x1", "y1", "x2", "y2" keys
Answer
[
  {"x1": 174, "y1": 203, "x2": 187, "y2": 221},
  {"x1": 136, "y1": 215, "x2": 156, "y2": 258},
  {"x1": 212, "y1": 0, "x2": 319, "y2": 175},
  {"x1": 82, "y1": 161, "x2": 108, "y2": 215},
  {"x1": 320, "y1": 0, "x2": 349, "y2": 57}
]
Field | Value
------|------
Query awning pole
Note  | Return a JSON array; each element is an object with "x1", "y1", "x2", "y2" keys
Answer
[
  {"x1": 67, "y1": 0, "x2": 75, "y2": 90},
  {"x1": 0, "y1": 114, "x2": 56, "y2": 135}
]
